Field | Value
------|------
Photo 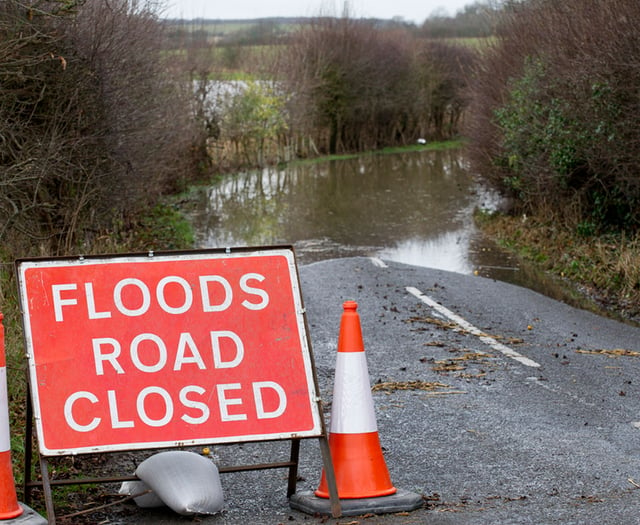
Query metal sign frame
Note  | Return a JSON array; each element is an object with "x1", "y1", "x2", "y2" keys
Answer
[{"x1": 16, "y1": 246, "x2": 340, "y2": 523}]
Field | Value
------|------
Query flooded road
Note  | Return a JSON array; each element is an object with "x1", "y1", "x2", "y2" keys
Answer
[{"x1": 185, "y1": 148, "x2": 575, "y2": 301}]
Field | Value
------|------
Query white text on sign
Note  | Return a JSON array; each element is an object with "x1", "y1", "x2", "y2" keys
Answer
[{"x1": 51, "y1": 273, "x2": 269, "y2": 321}]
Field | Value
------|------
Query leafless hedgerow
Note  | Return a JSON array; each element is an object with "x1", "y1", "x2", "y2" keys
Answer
[
  {"x1": 281, "y1": 17, "x2": 477, "y2": 156},
  {"x1": 0, "y1": 0, "x2": 199, "y2": 257}
]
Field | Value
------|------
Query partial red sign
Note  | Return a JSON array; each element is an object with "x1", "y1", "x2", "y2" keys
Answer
[{"x1": 17, "y1": 248, "x2": 322, "y2": 455}]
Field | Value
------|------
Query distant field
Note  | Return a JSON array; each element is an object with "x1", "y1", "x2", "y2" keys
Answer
[
  {"x1": 163, "y1": 18, "x2": 307, "y2": 36},
  {"x1": 443, "y1": 36, "x2": 495, "y2": 49},
  {"x1": 168, "y1": 21, "x2": 259, "y2": 35},
  {"x1": 164, "y1": 19, "x2": 494, "y2": 48}
]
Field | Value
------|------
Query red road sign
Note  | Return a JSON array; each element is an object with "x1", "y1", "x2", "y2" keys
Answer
[{"x1": 17, "y1": 248, "x2": 322, "y2": 455}]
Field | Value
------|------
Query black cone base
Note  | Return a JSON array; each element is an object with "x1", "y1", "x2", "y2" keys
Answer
[{"x1": 290, "y1": 488, "x2": 424, "y2": 517}]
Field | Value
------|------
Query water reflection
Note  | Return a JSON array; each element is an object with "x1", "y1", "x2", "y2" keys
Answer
[
  {"x1": 379, "y1": 232, "x2": 475, "y2": 274},
  {"x1": 188, "y1": 149, "x2": 506, "y2": 272},
  {"x1": 184, "y1": 149, "x2": 609, "y2": 315}
]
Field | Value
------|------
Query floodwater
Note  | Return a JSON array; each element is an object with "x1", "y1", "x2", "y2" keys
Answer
[{"x1": 185, "y1": 149, "x2": 578, "y2": 303}]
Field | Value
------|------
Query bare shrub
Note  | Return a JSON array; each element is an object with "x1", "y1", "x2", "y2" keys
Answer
[
  {"x1": 0, "y1": 1, "x2": 90, "y2": 254},
  {"x1": 282, "y1": 18, "x2": 474, "y2": 155},
  {"x1": 419, "y1": 41, "x2": 476, "y2": 139},
  {"x1": 0, "y1": 0, "x2": 198, "y2": 257},
  {"x1": 71, "y1": 0, "x2": 198, "y2": 216}
]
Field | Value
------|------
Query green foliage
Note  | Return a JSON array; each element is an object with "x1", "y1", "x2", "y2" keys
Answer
[
  {"x1": 220, "y1": 81, "x2": 289, "y2": 165},
  {"x1": 491, "y1": 54, "x2": 633, "y2": 231},
  {"x1": 136, "y1": 204, "x2": 195, "y2": 251},
  {"x1": 493, "y1": 57, "x2": 589, "y2": 188},
  {"x1": 470, "y1": 0, "x2": 640, "y2": 234},
  {"x1": 576, "y1": 221, "x2": 597, "y2": 238}
]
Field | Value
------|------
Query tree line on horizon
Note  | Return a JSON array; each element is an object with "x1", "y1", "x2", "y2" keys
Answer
[{"x1": 163, "y1": 1, "x2": 500, "y2": 47}]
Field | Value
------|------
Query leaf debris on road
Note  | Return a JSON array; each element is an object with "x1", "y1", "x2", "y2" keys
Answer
[
  {"x1": 576, "y1": 348, "x2": 640, "y2": 358},
  {"x1": 372, "y1": 380, "x2": 466, "y2": 397},
  {"x1": 431, "y1": 351, "x2": 494, "y2": 376}
]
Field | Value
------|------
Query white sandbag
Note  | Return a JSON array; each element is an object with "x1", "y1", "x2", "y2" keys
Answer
[
  {"x1": 118, "y1": 480, "x2": 165, "y2": 508},
  {"x1": 135, "y1": 451, "x2": 224, "y2": 516}
]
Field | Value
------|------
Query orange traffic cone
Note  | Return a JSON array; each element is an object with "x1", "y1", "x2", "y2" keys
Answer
[
  {"x1": 0, "y1": 314, "x2": 23, "y2": 520},
  {"x1": 315, "y1": 301, "x2": 396, "y2": 499},
  {"x1": 290, "y1": 300, "x2": 423, "y2": 517}
]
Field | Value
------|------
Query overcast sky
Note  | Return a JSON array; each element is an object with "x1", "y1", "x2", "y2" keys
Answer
[{"x1": 162, "y1": 0, "x2": 474, "y2": 25}]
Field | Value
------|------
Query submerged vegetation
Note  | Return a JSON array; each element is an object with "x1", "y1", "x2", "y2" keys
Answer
[{"x1": 185, "y1": 18, "x2": 477, "y2": 167}]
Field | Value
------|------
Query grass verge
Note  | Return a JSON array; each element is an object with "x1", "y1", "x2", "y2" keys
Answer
[
  {"x1": 477, "y1": 211, "x2": 640, "y2": 324},
  {"x1": 284, "y1": 138, "x2": 464, "y2": 167}
]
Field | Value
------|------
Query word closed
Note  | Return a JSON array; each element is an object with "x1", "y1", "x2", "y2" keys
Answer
[{"x1": 17, "y1": 249, "x2": 322, "y2": 455}]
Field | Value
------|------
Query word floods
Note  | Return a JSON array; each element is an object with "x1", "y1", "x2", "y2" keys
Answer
[{"x1": 17, "y1": 248, "x2": 322, "y2": 455}]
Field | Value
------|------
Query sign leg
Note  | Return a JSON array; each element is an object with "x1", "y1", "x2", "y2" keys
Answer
[
  {"x1": 287, "y1": 439, "x2": 301, "y2": 497},
  {"x1": 39, "y1": 456, "x2": 55, "y2": 525},
  {"x1": 318, "y1": 435, "x2": 341, "y2": 518},
  {"x1": 23, "y1": 391, "x2": 34, "y2": 505}
]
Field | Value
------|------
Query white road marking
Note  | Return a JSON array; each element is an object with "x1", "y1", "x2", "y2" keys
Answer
[
  {"x1": 370, "y1": 257, "x2": 388, "y2": 268},
  {"x1": 406, "y1": 286, "x2": 541, "y2": 368}
]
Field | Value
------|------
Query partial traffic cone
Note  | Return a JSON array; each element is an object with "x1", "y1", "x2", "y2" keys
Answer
[
  {"x1": 315, "y1": 301, "x2": 396, "y2": 499},
  {"x1": 0, "y1": 314, "x2": 23, "y2": 520}
]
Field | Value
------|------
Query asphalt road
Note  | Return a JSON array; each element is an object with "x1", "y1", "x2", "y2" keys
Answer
[{"x1": 85, "y1": 257, "x2": 640, "y2": 524}]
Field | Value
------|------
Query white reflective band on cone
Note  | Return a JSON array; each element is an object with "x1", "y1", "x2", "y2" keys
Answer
[
  {"x1": 330, "y1": 352, "x2": 377, "y2": 434},
  {"x1": 0, "y1": 367, "x2": 9, "y2": 452}
]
